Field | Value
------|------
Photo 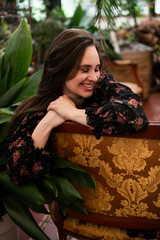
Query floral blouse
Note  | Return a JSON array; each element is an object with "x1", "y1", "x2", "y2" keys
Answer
[{"x1": 6, "y1": 72, "x2": 148, "y2": 185}]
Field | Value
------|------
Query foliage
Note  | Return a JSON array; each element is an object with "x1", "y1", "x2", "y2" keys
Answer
[
  {"x1": 95, "y1": 0, "x2": 122, "y2": 28},
  {"x1": 31, "y1": 4, "x2": 99, "y2": 65},
  {"x1": 31, "y1": 3, "x2": 121, "y2": 67},
  {"x1": 0, "y1": 18, "x2": 95, "y2": 240},
  {"x1": 0, "y1": 20, "x2": 12, "y2": 57},
  {"x1": 31, "y1": 7, "x2": 66, "y2": 65}
]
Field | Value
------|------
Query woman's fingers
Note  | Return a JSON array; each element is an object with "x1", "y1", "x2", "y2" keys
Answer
[{"x1": 47, "y1": 95, "x2": 76, "y2": 120}]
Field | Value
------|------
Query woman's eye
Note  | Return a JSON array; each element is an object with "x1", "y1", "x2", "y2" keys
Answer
[
  {"x1": 81, "y1": 69, "x2": 88, "y2": 73},
  {"x1": 95, "y1": 67, "x2": 100, "y2": 72}
]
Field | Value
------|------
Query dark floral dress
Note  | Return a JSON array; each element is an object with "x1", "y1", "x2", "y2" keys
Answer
[
  {"x1": 6, "y1": 72, "x2": 148, "y2": 185},
  {"x1": 6, "y1": 73, "x2": 160, "y2": 239}
]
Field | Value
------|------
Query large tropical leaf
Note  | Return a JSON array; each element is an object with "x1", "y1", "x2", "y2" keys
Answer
[
  {"x1": 0, "y1": 108, "x2": 13, "y2": 124},
  {"x1": 3, "y1": 193, "x2": 50, "y2": 240},
  {"x1": 0, "y1": 171, "x2": 46, "y2": 206},
  {"x1": 13, "y1": 69, "x2": 43, "y2": 104},
  {"x1": 59, "y1": 168, "x2": 95, "y2": 191},
  {"x1": 38, "y1": 174, "x2": 58, "y2": 200},
  {"x1": 68, "y1": 201, "x2": 88, "y2": 216},
  {"x1": 53, "y1": 157, "x2": 95, "y2": 190},
  {"x1": 53, "y1": 175, "x2": 84, "y2": 205},
  {"x1": 0, "y1": 77, "x2": 29, "y2": 108},
  {"x1": 29, "y1": 203, "x2": 49, "y2": 215},
  {"x1": 1, "y1": 18, "x2": 32, "y2": 92},
  {"x1": 0, "y1": 54, "x2": 3, "y2": 81},
  {"x1": 0, "y1": 66, "x2": 10, "y2": 97}
]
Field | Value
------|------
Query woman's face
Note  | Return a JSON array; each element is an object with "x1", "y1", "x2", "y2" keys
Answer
[{"x1": 63, "y1": 45, "x2": 100, "y2": 103}]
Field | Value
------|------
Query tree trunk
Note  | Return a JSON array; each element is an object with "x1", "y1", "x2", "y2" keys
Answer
[
  {"x1": 148, "y1": 0, "x2": 156, "y2": 17},
  {"x1": 44, "y1": 0, "x2": 61, "y2": 14}
]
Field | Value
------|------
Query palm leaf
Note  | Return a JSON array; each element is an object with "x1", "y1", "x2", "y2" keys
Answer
[{"x1": 95, "y1": 0, "x2": 122, "y2": 28}]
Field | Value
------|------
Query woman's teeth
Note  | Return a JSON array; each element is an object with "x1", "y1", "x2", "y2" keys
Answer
[{"x1": 83, "y1": 83, "x2": 93, "y2": 88}]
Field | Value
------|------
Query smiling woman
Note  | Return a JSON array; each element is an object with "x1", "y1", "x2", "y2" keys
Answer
[
  {"x1": 6, "y1": 28, "x2": 148, "y2": 186},
  {"x1": 62, "y1": 46, "x2": 100, "y2": 102}
]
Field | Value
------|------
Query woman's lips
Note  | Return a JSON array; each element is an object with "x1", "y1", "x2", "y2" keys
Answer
[{"x1": 81, "y1": 83, "x2": 94, "y2": 90}]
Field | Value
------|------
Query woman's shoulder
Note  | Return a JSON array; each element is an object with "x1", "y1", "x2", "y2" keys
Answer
[
  {"x1": 94, "y1": 72, "x2": 116, "y2": 91},
  {"x1": 99, "y1": 72, "x2": 114, "y2": 81},
  {"x1": 13, "y1": 111, "x2": 46, "y2": 134},
  {"x1": 96, "y1": 72, "x2": 116, "y2": 86},
  {"x1": 20, "y1": 111, "x2": 46, "y2": 126}
]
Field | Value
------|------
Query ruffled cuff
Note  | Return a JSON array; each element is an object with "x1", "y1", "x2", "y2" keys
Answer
[
  {"x1": 85, "y1": 106, "x2": 105, "y2": 140},
  {"x1": 6, "y1": 134, "x2": 54, "y2": 184}
]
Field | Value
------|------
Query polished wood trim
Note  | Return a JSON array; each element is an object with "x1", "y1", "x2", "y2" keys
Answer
[
  {"x1": 52, "y1": 121, "x2": 160, "y2": 140},
  {"x1": 67, "y1": 209, "x2": 160, "y2": 230},
  {"x1": 64, "y1": 230, "x2": 94, "y2": 240}
]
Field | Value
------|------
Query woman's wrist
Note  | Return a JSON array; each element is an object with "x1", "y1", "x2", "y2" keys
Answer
[
  {"x1": 68, "y1": 108, "x2": 87, "y2": 126},
  {"x1": 32, "y1": 111, "x2": 64, "y2": 149}
]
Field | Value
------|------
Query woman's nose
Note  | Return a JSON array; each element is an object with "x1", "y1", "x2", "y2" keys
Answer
[{"x1": 88, "y1": 71, "x2": 98, "y2": 82}]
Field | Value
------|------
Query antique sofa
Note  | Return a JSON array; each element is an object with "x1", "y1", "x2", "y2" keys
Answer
[{"x1": 49, "y1": 121, "x2": 160, "y2": 240}]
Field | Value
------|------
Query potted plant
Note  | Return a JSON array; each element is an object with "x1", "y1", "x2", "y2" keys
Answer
[{"x1": 0, "y1": 18, "x2": 95, "y2": 240}]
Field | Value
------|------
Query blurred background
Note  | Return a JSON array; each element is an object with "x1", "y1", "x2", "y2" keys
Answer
[{"x1": 0, "y1": 0, "x2": 160, "y2": 113}]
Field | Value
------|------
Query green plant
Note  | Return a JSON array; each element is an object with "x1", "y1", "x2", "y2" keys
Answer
[
  {"x1": 0, "y1": 20, "x2": 12, "y2": 57},
  {"x1": 0, "y1": 18, "x2": 95, "y2": 240},
  {"x1": 31, "y1": 6, "x2": 67, "y2": 65},
  {"x1": 31, "y1": 4, "x2": 98, "y2": 66}
]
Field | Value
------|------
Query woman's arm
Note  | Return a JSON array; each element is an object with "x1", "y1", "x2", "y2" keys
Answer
[
  {"x1": 6, "y1": 111, "x2": 64, "y2": 184},
  {"x1": 47, "y1": 73, "x2": 148, "y2": 140},
  {"x1": 85, "y1": 73, "x2": 148, "y2": 139},
  {"x1": 47, "y1": 95, "x2": 88, "y2": 126},
  {"x1": 32, "y1": 110, "x2": 65, "y2": 149}
]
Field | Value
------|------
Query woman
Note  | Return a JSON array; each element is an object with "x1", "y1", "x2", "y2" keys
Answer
[{"x1": 6, "y1": 28, "x2": 148, "y2": 185}]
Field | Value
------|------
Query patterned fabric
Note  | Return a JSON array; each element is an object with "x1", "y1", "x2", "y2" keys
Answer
[
  {"x1": 84, "y1": 72, "x2": 148, "y2": 139},
  {"x1": 51, "y1": 132, "x2": 160, "y2": 239},
  {"x1": 6, "y1": 112, "x2": 54, "y2": 184},
  {"x1": 6, "y1": 72, "x2": 148, "y2": 185}
]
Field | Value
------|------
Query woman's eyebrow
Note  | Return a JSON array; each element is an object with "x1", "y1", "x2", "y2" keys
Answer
[
  {"x1": 79, "y1": 64, "x2": 91, "y2": 68},
  {"x1": 80, "y1": 64, "x2": 100, "y2": 68}
]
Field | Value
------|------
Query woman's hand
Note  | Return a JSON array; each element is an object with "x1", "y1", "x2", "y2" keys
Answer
[
  {"x1": 47, "y1": 95, "x2": 76, "y2": 120},
  {"x1": 47, "y1": 95, "x2": 88, "y2": 126}
]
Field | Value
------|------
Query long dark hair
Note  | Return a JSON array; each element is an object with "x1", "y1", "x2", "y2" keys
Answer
[{"x1": 10, "y1": 28, "x2": 101, "y2": 133}]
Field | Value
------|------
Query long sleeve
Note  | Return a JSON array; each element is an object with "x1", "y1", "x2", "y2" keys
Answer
[
  {"x1": 85, "y1": 72, "x2": 148, "y2": 139},
  {"x1": 6, "y1": 112, "x2": 54, "y2": 184}
]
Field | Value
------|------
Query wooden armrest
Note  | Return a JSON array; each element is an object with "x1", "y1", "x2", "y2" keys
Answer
[
  {"x1": 114, "y1": 60, "x2": 132, "y2": 66},
  {"x1": 107, "y1": 60, "x2": 143, "y2": 88}
]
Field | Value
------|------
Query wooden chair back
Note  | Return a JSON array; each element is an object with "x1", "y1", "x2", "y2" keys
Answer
[
  {"x1": 101, "y1": 55, "x2": 143, "y2": 97},
  {"x1": 49, "y1": 121, "x2": 160, "y2": 240}
]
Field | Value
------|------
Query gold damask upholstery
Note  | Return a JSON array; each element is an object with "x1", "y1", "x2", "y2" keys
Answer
[{"x1": 49, "y1": 121, "x2": 160, "y2": 240}]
